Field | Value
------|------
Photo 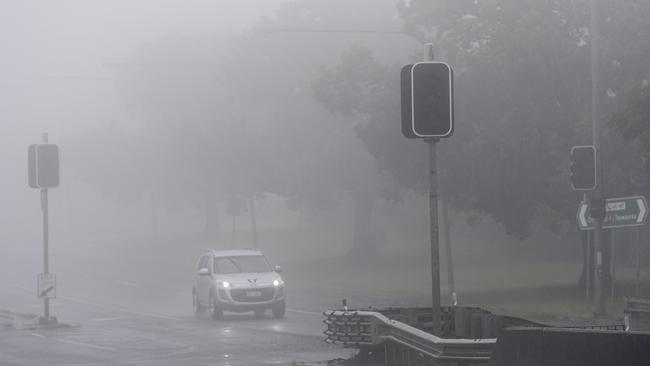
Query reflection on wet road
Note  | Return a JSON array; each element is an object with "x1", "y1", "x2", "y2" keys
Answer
[{"x1": 0, "y1": 280, "x2": 353, "y2": 366}]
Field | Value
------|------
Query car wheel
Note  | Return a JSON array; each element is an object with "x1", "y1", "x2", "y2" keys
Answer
[
  {"x1": 272, "y1": 300, "x2": 285, "y2": 319},
  {"x1": 254, "y1": 309, "x2": 265, "y2": 318},
  {"x1": 192, "y1": 289, "x2": 204, "y2": 316},
  {"x1": 209, "y1": 292, "x2": 223, "y2": 321}
]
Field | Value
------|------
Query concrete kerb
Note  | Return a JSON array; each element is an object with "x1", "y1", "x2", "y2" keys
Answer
[{"x1": 0, "y1": 310, "x2": 76, "y2": 330}]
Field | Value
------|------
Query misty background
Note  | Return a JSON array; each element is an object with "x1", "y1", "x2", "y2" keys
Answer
[{"x1": 3, "y1": 0, "x2": 650, "y2": 316}]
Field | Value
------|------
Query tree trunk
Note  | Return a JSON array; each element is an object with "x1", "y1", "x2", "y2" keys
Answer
[{"x1": 348, "y1": 189, "x2": 376, "y2": 257}]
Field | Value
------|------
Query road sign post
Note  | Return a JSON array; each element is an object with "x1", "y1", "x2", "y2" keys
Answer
[
  {"x1": 577, "y1": 196, "x2": 648, "y2": 230},
  {"x1": 423, "y1": 44, "x2": 442, "y2": 336},
  {"x1": 28, "y1": 133, "x2": 59, "y2": 324},
  {"x1": 37, "y1": 273, "x2": 56, "y2": 299},
  {"x1": 590, "y1": 197, "x2": 606, "y2": 316},
  {"x1": 578, "y1": 196, "x2": 648, "y2": 316}
]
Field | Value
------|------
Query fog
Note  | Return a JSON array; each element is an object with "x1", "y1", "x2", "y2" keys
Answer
[{"x1": 2, "y1": 2, "x2": 650, "y2": 361}]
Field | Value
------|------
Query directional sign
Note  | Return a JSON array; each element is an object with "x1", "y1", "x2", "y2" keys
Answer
[
  {"x1": 37, "y1": 273, "x2": 56, "y2": 299},
  {"x1": 577, "y1": 196, "x2": 648, "y2": 230}
]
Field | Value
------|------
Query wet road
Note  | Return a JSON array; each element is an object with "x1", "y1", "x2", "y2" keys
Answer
[{"x1": 0, "y1": 276, "x2": 353, "y2": 365}]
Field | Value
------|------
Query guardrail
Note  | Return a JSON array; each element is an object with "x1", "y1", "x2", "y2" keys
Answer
[
  {"x1": 323, "y1": 310, "x2": 496, "y2": 365},
  {"x1": 624, "y1": 296, "x2": 650, "y2": 331}
]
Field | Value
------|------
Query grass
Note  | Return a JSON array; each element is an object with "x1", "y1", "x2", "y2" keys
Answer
[{"x1": 55, "y1": 225, "x2": 650, "y2": 323}]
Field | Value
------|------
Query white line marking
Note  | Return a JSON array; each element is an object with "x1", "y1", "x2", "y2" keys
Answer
[
  {"x1": 8, "y1": 284, "x2": 180, "y2": 321},
  {"x1": 25, "y1": 303, "x2": 64, "y2": 308},
  {"x1": 30, "y1": 333, "x2": 117, "y2": 352},
  {"x1": 286, "y1": 308, "x2": 321, "y2": 316},
  {"x1": 88, "y1": 317, "x2": 124, "y2": 322}
]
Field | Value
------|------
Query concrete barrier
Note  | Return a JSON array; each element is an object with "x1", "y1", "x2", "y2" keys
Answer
[{"x1": 489, "y1": 327, "x2": 650, "y2": 366}]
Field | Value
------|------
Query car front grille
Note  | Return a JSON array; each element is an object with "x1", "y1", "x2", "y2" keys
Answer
[{"x1": 230, "y1": 288, "x2": 275, "y2": 302}]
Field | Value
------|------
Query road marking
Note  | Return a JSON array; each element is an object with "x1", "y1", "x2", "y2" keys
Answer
[
  {"x1": 30, "y1": 333, "x2": 117, "y2": 352},
  {"x1": 8, "y1": 284, "x2": 180, "y2": 322},
  {"x1": 88, "y1": 316, "x2": 125, "y2": 322},
  {"x1": 25, "y1": 302, "x2": 65, "y2": 308},
  {"x1": 286, "y1": 308, "x2": 321, "y2": 316}
]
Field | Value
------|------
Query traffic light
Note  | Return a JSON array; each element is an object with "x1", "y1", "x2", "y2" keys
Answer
[
  {"x1": 28, "y1": 144, "x2": 60, "y2": 189},
  {"x1": 570, "y1": 145, "x2": 596, "y2": 191},
  {"x1": 410, "y1": 62, "x2": 454, "y2": 138},
  {"x1": 400, "y1": 64, "x2": 417, "y2": 138}
]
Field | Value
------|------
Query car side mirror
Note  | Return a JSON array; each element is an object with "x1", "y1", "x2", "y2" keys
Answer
[
  {"x1": 274, "y1": 265, "x2": 282, "y2": 273},
  {"x1": 199, "y1": 268, "x2": 210, "y2": 276}
]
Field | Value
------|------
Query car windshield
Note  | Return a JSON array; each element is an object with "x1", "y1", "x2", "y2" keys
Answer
[{"x1": 213, "y1": 255, "x2": 272, "y2": 274}]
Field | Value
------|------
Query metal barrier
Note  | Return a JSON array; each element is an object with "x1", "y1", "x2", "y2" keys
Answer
[
  {"x1": 624, "y1": 296, "x2": 650, "y2": 331},
  {"x1": 323, "y1": 310, "x2": 496, "y2": 365}
]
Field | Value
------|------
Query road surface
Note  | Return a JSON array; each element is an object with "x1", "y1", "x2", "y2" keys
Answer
[{"x1": 0, "y1": 272, "x2": 354, "y2": 366}]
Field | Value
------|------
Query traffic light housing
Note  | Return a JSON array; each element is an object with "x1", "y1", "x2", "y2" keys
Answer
[
  {"x1": 570, "y1": 145, "x2": 596, "y2": 191},
  {"x1": 28, "y1": 144, "x2": 60, "y2": 189},
  {"x1": 409, "y1": 62, "x2": 454, "y2": 138}
]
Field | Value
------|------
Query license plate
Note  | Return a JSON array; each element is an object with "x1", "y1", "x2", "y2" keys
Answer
[{"x1": 246, "y1": 291, "x2": 262, "y2": 297}]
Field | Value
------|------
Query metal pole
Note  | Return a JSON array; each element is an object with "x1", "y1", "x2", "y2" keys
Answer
[
  {"x1": 591, "y1": 0, "x2": 600, "y2": 149},
  {"x1": 636, "y1": 229, "x2": 641, "y2": 297},
  {"x1": 424, "y1": 43, "x2": 442, "y2": 336},
  {"x1": 611, "y1": 230, "x2": 616, "y2": 304},
  {"x1": 590, "y1": 0, "x2": 605, "y2": 317},
  {"x1": 593, "y1": 217, "x2": 605, "y2": 315},
  {"x1": 440, "y1": 198, "x2": 456, "y2": 305},
  {"x1": 586, "y1": 229, "x2": 591, "y2": 306},
  {"x1": 584, "y1": 193, "x2": 591, "y2": 306},
  {"x1": 41, "y1": 133, "x2": 50, "y2": 320}
]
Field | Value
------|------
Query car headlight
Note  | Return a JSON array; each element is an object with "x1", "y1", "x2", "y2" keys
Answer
[
  {"x1": 221, "y1": 281, "x2": 231, "y2": 289},
  {"x1": 273, "y1": 279, "x2": 284, "y2": 287}
]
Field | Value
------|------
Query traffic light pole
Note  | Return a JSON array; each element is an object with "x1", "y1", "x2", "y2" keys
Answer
[
  {"x1": 424, "y1": 43, "x2": 442, "y2": 336},
  {"x1": 593, "y1": 205, "x2": 605, "y2": 315},
  {"x1": 41, "y1": 133, "x2": 50, "y2": 321},
  {"x1": 590, "y1": 0, "x2": 605, "y2": 317}
]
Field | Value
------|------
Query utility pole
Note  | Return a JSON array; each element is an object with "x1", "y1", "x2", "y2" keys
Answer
[
  {"x1": 590, "y1": 0, "x2": 605, "y2": 316},
  {"x1": 423, "y1": 43, "x2": 442, "y2": 336}
]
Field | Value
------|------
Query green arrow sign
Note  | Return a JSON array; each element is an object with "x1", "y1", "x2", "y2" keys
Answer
[{"x1": 577, "y1": 195, "x2": 648, "y2": 230}]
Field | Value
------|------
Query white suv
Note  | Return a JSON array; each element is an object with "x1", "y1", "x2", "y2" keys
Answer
[{"x1": 192, "y1": 249, "x2": 285, "y2": 319}]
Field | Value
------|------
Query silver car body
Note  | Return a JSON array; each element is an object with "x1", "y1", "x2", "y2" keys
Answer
[{"x1": 193, "y1": 249, "x2": 285, "y2": 313}]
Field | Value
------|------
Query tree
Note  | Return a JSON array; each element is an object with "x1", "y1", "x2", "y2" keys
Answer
[
  {"x1": 314, "y1": 0, "x2": 650, "y2": 293},
  {"x1": 70, "y1": 0, "x2": 405, "y2": 254}
]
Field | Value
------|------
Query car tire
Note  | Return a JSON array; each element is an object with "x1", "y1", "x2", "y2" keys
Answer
[
  {"x1": 272, "y1": 300, "x2": 285, "y2": 319},
  {"x1": 209, "y1": 292, "x2": 223, "y2": 321},
  {"x1": 254, "y1": 309, "x2": 265, "y2": 318},
  {"x1": 192, "y1": 289, "x2": 204, "y2": 316}
]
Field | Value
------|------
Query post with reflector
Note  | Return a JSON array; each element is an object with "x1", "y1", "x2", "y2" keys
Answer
[
  {"x1": 41, "y1": 133, "x2": 51, "y2": 322},
  {"x1": 27, "y1": 133, "x2": 60, "y2": 325}
]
